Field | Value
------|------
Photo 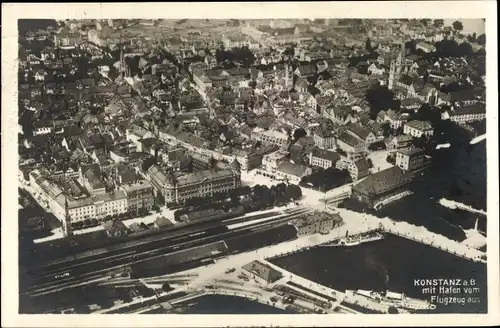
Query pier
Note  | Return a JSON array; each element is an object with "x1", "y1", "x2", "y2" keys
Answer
[{"x1": 334, "y1": 207, "x2": 487, "y2": 264}]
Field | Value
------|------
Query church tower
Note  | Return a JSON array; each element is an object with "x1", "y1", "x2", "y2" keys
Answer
[
  {"x1": 63, "y1": 195, "x2": 73, "y2": 238},
  {"x1": 388, "y1": 43, "x2": 406, "y2": 90},
  {"x1": 119, "y1": 45, "x2": 127, "y2": 79},
  {"x1": 388, "y1": 59, "x2": 397, "y2": 90}
]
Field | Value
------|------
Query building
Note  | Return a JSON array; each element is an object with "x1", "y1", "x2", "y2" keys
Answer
[
  {"x1": 336, "y1": 133, "x2": 365, "y2": 154},
  {"x1": 52, "y1": 193, "x2": 96, "y2": 223},
  {"x1": 309, "y1": 148, "x2": 340, "y2": 169},
  {"x1": 441, "y1": 103, "x2": 486, "y2": 124},
  {"x1": 251, "y1": 128, "x2": 289, "y2": 147},
  {"x1": 396, "y1": 147, "x2": 425, "y2": 171},
  {"x1": 400, "y1": 98, "x2": 424, "y2": 112},
  {"x1": 262, "y1": 150, "x2": 289, "y2": 171},
  {"x1": 55, "y1": 31, "x2": 82, "y2": 48},
  {"x1": 32, "y1": 121, "x2": 54, "y2": 136},
  {"x1": 403, "y1": 120, "x2": 434, "y2": 138},
  {"x1": 388, "y1": 43, "x2": 412, "y2": 90},
  {"x1": 93, "y1": 190, "x2": 128, "y2": 220},
  {"x1": 348, "y1": 158, "x2": 370, "y2": 181},
  {"x1": 351, "y1": 166, "x2": 414, "y2": 208},
  {"x1": 102, "y1": 219, "x2": 130, "y2": 237},
  {"x1": 313, "y1": 128, "x2": 336, "y2": 149},
  {"x1": 275, "y1": 162, "x2": 312, "y2": 184},
  {"x1": 19, "y1": 208, "x2": 46, "y2": 233},
  {"x1": 120, "y1": 180, "x2": 154, "y2": 213},
  {"x1": 147, "y1": 162, "x2": 241, "y2": 204},
  {"x1": 241, "y1": 261, "x2": 283, "y2": 285},
  {"x1": 385, "y1": 135, "x2": 414, "y2": 151},
  {"x1": 367, "y1": 62, "x2": 385, "y2": 76},
  {"x1": 377, "y1": 110, "x2": 410, "y2": 129},
  {"x1": 346, "y1": 124, "x2": 377, "y2": 147},
  {"x1": 291, "y1": 211, "x2": 343, "y2": 237},
  {"x1": 80, "y1": 167, "x2": 106, "y2": 195},
  {"x1": 154, "y1": 216, "x2": 173, "y2": 229},
  {"x1": 126, "y1": 124, "x2": 154, "y2": 146},
  {"x1": 415, "y1": 41, "x2": 436, "y2": 53}
]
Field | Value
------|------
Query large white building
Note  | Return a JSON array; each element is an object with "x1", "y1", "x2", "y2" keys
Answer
[
  {"x1": 262, "y1": 150, "x2": 289, "y2": 171},
  {"x1": 93, "y1": 191, "x2": 128, "y2": 220},
  {"x1": 441, "y1": 103, "x2": 486, "y2": 124},
  {"x1": 120, "y1": 180, "x2": 154, "y2": 212},
  {"x1": 403, "y1": 120, "x2": 434, "y2": 138},
  {"x1": 395, "y1": 147, "x2": 425, "y2": 171},
  {"x1": 29, "y1": 169, "x2": 130, "y2": 225},
  {"x1": 148, "y1": 161, "x2": 241, "y2": 204},
  {"x1": 251, "y1": 128, "x2": 290, "y2": 147}
]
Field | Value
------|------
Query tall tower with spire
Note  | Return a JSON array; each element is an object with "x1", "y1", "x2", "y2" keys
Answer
[
  {"x1": 119, "y1": 45, "x2": 127, "y2": 79},
  {"x1": 63, "y1": 195, "x2": 73, "y2": 237},
  {"x1": 388, "y1": 42, "x2": 406, "y2": 90}
]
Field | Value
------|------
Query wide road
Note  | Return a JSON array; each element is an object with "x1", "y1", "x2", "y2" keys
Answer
[{"x1": 23, "y1": 207, "x2": 311, "y2": 296}]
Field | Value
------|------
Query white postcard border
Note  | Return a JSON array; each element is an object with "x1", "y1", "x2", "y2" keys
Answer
[{"x1": 2, "y1": 1, "x2": 498, "y2": 327}]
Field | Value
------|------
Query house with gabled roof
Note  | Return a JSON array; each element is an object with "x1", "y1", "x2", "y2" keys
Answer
[
  {"x1": 351, "y1": 166, "x2": 414, "y2": 208},
  {"x1": 242, "y1": 260, "x2": 283, "y2": 285}
]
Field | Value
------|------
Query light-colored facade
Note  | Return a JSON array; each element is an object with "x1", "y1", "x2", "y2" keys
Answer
[
  {"x1": 403, "y1": 120, "x2": 434, "y2": 138},
  {"x1": 275, "y1": 162, "x2": 312, "y2": 184},
  {"x1": 396, "y1": 147, "x2": 425, "y2": 171},
  {"x1": 251, "y1": 128, "x2": 289, "y2": 147},
  {"x1": 120, "y1": 180, "x2": 155, "y2": 212},
  {"x1": 148, "y1": 164, "x2": 241, "y2": 203},
  {"x1": 313, "y1": 130, "x2": 336, "y2": 149},
  {"x1": 336, "y1": 133, "x2": 365, "y2": 154},
  {"x1": 262, "y1": 150, "x2": 289, "y2": 171},
  {"x1": 93, "y1": 191, "x2": 128, "y2": 220},
  {"x1": 309, "y1": 149, "x2": 340, "y2": 170},
  {"x1": 292, "y1": 212, "x2": 343, "y2": 237},
  {"x1": 348, "y1": 158, "x2": 370, "y2": 181},
  {"x1": 441, "y1": 104, "x2": 486, "y2": 124}
]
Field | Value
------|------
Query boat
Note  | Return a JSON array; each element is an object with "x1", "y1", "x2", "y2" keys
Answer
[
  {"x1": 327, "y1": 233, "x2": 385, "y2": 247},
  {"x1": 346, "y1": 289, "x2": 436, "y2": 311}
]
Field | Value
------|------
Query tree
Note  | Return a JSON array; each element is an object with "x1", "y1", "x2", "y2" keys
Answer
[
  {"x1": 419, "y1": 19, "x2": 432, "y2": 26},
  {"x1": 405, "y1": 40, "x2": 417, "y2": 54},
  {"x1": 381, "y1": 122, "x2": 392, "y2": 137},
  {"x1": 458, "y1": 42, "x2": 473, "y2": 57},
  {"x1": 293, "y1": 128, "x2": 307, "y2": 141},
  {"x1": 476, "y1": 33, "x2": 486, "y2": 45},
  {"x1": 433, "y1": 19, "x2": 444, "y2": 28},
  {"x1": 388, "y1": 306, "x2": 399, "y2": 314},
  {"x1": 366, "y1": 158, "x2": 373, "y2": 168},
  {"x1": 435, "y1": 39, "x2": 460, "y2": 57},
  {"x1": 365, "y1": 38, "x2": 372, "y2": 52},
  {"x1": 366, "y1": 85, "x2": 398, "y2": 119},
  {"x1": 286, "y1": 184, "x2": 302, "y2": 200},
  {"x1": 452, "y1": 20, "x2": 464, "y2": 31},
  {"x1": 415, "y1": 104, "x2": 441, "y2": 125},
  {"x1": 336, "y1": 148, "x2": 347, "y2": 157}
]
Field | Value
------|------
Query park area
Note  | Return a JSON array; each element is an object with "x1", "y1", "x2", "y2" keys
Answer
[{"x1": 299, "y1": 167, "x2": 352, "y2": 193}]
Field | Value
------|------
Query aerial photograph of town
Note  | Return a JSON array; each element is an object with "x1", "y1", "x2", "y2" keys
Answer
[{"x1": 16, "y1": 18, "x2": 488, "y2": 315}]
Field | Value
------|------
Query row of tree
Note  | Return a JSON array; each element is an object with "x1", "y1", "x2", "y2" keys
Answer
[
  {"x1": 215, "y1": 46, "x2": 257, "y2": 67},
  {"x1": 365, "y1": 85, "x2": 400, "y2": 120},
  {"x1": 300, "y1": 167, "x2": 352, "y2": 192},
  {"x1": 173, "y1": 183, "x2": 303, "y2": 219},
  {"x1": 69, "y1": 208, "x2": 150, "y2": 230}
]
